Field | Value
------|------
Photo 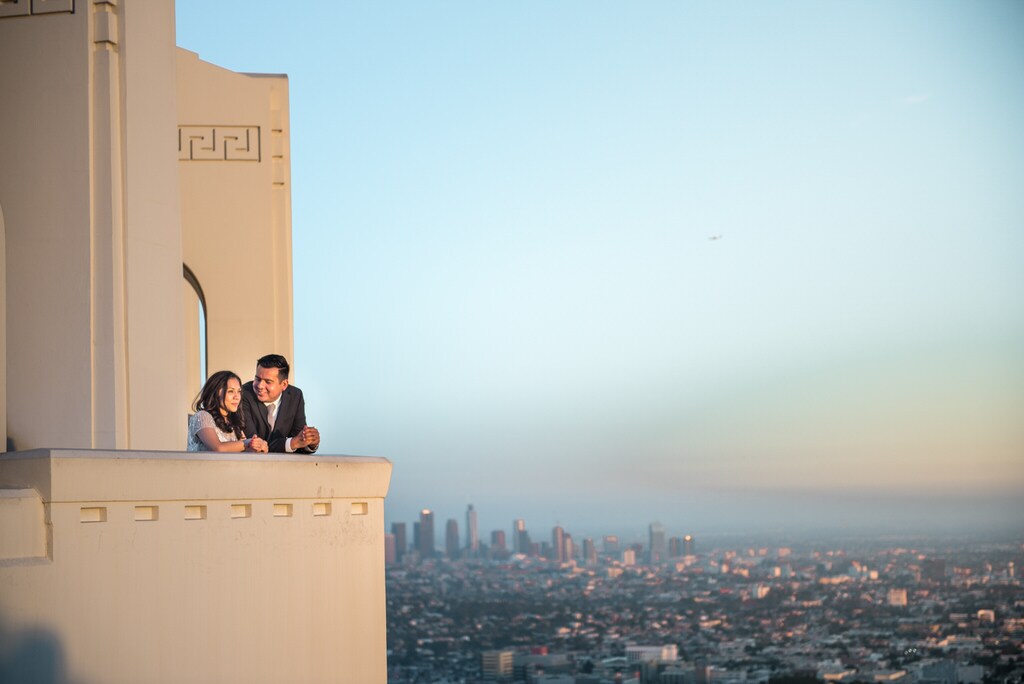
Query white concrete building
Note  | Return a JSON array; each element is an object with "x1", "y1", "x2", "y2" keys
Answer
[
  {"x1": 0, "y1": 2, "x2": 391, "y2": 682},
  {"x1": 626, "y1": 644, "x2": 679, "y2": 663}
]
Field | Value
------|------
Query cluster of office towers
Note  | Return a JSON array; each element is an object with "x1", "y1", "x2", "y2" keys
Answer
[{"x1": 385, "y1": 507, "x2": 694, "y2": 566}]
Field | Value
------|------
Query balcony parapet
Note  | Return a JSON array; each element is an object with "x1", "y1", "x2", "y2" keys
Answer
[
  {"x1": 0, "y1": 448, "x2": 392, "y2": 504},
  {"x1": 0, "y1": 449, "x2": 392, "y2": 684}
]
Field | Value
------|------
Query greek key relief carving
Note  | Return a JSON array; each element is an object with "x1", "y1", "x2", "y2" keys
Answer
[{"x1": 178, "y1": 126, "x2": 261, "y2": 162}]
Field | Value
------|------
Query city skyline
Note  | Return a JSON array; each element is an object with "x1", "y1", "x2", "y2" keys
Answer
[
  {"x1": 388, "y1": 504, "x2": 701, "y2": 563},
  {"x1": 176, "y1": 1, "x2": 1024, "y2": 535},
  {"x1": 384, "y1": 502, "x2": 1023, "y2": 563}
]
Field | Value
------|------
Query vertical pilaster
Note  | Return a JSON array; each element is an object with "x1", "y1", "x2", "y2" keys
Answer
[
  {"x1": 269, "y1": 84, "x2": 295, "y2": 366},
  {"x1": 89, "y1": 0, "x2": 130, "y2": 449},
  {"x1": 120, "y1": 0, "x2": 187, "y2": 450}
]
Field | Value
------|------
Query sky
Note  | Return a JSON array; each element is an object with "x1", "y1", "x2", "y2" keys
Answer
[{"x1": 175, "y1": 1, "x2": 1024, "y2": 542}]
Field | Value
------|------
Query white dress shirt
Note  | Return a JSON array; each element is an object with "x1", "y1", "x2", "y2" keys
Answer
[{"x1": 263, "y1": 395, "x2": 298, "y2": 453}]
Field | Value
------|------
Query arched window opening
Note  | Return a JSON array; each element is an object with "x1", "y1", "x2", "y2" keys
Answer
[
  {"x1": 183, "y1": 264, "x2": 208, "y2": 402},
  {"x1": 1, "y1": 201, "x2": 6, "y2": 451}
]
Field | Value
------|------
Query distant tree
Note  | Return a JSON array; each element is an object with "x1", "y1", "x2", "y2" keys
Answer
[{"x1": 769, "y1": 674, "x2": 821, "y2": 684}]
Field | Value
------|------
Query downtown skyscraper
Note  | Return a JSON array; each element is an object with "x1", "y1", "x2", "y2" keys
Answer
[
  {"x1": 446, "y1": 518, "x2": 459, "y2": 559},
  {"x1": 552, "y1": 526, "x2": 565, "y2": 563},
  {"x1": 391, "y1": 522, "x2": 407, "y2": 563},
  {"x1": 649, "y1": 522, "x2": 666, "y2": 564},
  {"x1": 466, "y1": 504, "x2": 479, "y2": 557},
  {"x1": 513, "y1": 519, "x2": 525, "y2": 553},
  {"x1": 419, "y1": 509, "x2": 435, "y2": 559}
]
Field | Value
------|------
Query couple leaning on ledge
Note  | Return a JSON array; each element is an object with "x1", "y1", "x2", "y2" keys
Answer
[{"x1": 186, "y1": 354, "x2": 321, "y2": 454}]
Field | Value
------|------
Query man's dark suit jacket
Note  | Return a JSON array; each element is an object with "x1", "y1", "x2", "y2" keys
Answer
[{"x1": 241, "y1": 381, "x2": 317, "y2": 454}]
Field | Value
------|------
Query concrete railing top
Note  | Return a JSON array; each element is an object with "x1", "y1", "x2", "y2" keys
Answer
[{"x1": 0, "y1": 449, "x2": 393, "y2": 503}]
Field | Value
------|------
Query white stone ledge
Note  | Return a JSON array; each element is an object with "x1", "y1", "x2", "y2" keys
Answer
[{"x1": 0, "y1": 448, "x2": 393, "y2": 503}]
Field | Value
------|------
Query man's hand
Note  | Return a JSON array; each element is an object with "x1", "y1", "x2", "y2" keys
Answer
[
  {"x1": 294, "y1": 426, "x2": 320, "y2": 450},
  {"x1": 246, "y1": 435, "x2": 268, "y2": 453}
]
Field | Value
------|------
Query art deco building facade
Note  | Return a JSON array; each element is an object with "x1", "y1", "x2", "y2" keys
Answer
[{"x1": 0, "y1": 2, "x2": 390, "y2": 682}]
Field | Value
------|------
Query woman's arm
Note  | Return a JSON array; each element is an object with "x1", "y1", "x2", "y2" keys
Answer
[
  {"x1": 191, "y1": 411, "x2": 266, "y2": 453},
  {"x1": 196, "y1": 427, "x2": 248, "y2": 452}
]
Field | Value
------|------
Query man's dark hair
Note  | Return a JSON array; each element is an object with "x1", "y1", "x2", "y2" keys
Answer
[{"x1": 256, "y1": 354, "x2": 290, "y2": 380}]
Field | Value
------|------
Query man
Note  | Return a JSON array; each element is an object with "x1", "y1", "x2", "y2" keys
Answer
[{"x1": 241, "y1": 354, "x2": 320, "y2": 454}]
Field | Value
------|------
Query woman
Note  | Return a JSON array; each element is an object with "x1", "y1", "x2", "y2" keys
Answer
[{"x1": 187, "y1": 370, "x2": 268, "y2": 452}]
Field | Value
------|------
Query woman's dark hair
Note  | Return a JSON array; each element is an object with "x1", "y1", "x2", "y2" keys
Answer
[{"x1": 193, "y1": 370, "x2": 246, "y2": 439}]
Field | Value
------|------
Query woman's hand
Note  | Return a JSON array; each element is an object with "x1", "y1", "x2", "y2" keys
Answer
[{"x1": 246, "y1": 435, "x2": 268, "y2": 453}]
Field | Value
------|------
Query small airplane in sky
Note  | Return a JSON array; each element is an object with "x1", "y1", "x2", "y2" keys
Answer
[{"x1": 708, "y1": 234, "x2": 722, "y2": 241}]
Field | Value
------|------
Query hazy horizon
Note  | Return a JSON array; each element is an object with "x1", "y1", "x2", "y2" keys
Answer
[
  {"x1": 383, "y1": 488, "x2": 1024, "y2": 548},
  {"x1": 176, "y1": 1, "x2": 1024, "y2": 537}
]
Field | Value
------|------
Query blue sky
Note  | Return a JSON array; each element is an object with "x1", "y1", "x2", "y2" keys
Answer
[{"x1": 176, "y1": 1, "x2": 1024, "y2": 541}]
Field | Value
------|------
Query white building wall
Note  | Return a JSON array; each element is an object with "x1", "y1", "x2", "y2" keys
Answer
[
  {"x1": 0, "y1": 7, "x2": 95, "y2": 450},
  {"x1": 0, "y1": 450, "x2": 392, "y2": 684},
  {"x1": 1, "y1": 4, "x2": 390, "y2": 682},
  {"x1": 176, "y1": 49, "x2": 295, "y2": 387},
  {"x1": 121, "y1": 0, "x2": 189, "y2": 449},
  {"x1": 0, "y1": 1, "x2": 186, "y2": 451}
]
